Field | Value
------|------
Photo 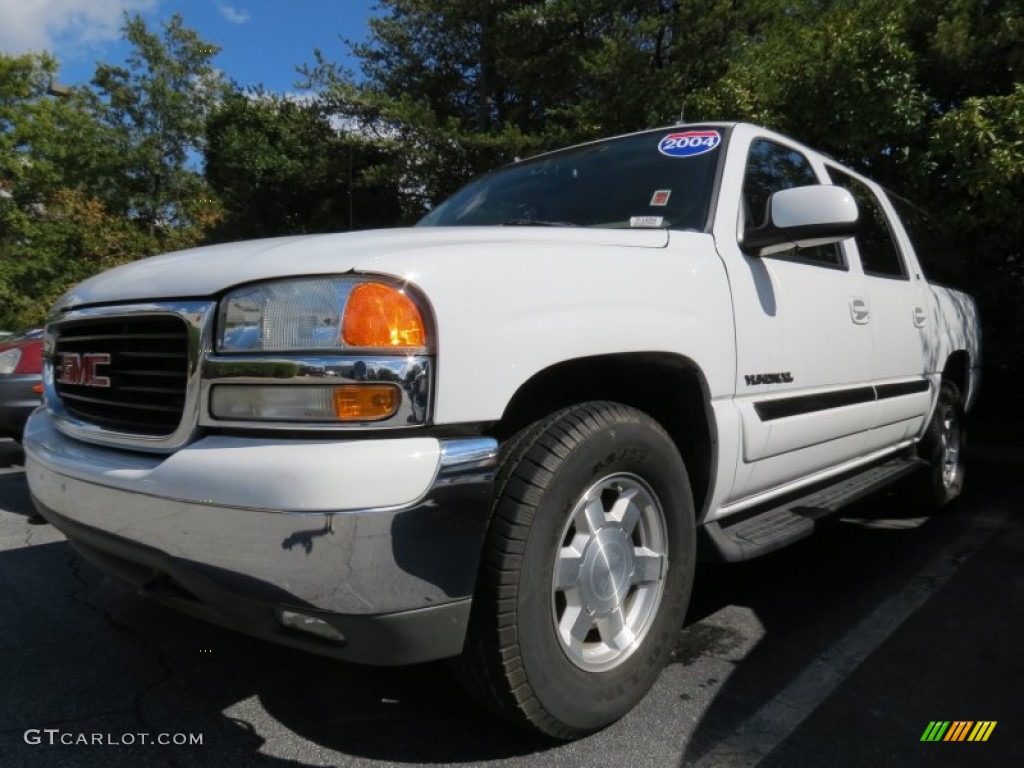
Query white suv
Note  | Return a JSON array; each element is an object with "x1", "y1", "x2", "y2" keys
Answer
[{"x1": 25, "y1": 123, "x2": 980, "y2": 738}]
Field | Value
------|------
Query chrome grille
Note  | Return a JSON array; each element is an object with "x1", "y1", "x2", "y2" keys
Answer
[{"x1": 53, "y1": 315, "x2": 189, "y2": 436}]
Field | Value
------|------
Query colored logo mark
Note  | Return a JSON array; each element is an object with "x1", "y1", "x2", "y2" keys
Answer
[{"x1": 920, "y1": 721, "x2": 997, "y2": 742}]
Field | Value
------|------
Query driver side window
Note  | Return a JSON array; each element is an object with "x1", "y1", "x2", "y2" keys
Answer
[{"x1": 742, "y1": 139, "x2": 844, "y2": 268}]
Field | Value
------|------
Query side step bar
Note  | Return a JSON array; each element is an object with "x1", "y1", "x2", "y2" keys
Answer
[{"x1": 700, "y1": 456, "x2": 927, "y2": 562}]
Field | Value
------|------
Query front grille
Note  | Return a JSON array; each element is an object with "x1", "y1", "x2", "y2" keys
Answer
[{"x1": 53, "y1": 315, "x2": 190, "y2": 436}]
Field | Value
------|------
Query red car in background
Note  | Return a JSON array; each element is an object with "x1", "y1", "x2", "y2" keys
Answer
[{"x1": 0, "y1": 329, "x2": 43, "y2": 440}]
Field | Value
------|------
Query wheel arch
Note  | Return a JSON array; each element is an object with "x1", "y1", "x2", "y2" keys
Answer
[
  {"x1": 941, "y1": 350, "x2": 970, "y2": 400},
  {"x1": 493, "y1": 352, "x2": 716, "y2": 517}
]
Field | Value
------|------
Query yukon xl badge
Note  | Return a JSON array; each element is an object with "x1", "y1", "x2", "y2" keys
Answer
[
  {"x1": 744, "y1": 372, "x2": 793, "y2": 386},
  {"x1": 57, "y1": 352, "x2": 112, "y2": 388}
]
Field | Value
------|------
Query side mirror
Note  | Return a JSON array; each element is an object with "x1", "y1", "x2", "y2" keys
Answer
[{"x1": 741, "y1": 185, "x2": 858, "y2": 256}]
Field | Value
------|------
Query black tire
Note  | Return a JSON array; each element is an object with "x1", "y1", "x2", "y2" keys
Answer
[
  {"x1": 918, "y1": 380, "x2": 966, "y2": 508},
  {"x1": 452, "y1": 401, "x2": 695, "y2": 739}
]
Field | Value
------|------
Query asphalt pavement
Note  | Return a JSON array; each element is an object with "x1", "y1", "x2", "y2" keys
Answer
[{"x1": 0, "y1": 438, "x2": 1020, "y2": 767}]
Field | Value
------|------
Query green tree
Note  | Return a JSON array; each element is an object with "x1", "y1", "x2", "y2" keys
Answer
[
  {"x1": 0, "y1": 54, "x2": 122, "y2": 213},
  {"x1": 0, "y1": 15, "x2": 225, "y2": 330},
  {"x1": 924, "y1": 86, "x2": 1024, "y2": 403},
  {"x1": 205, "y1": 91, "x2": 401, "y2": 239},
  {"x1": 0, "y1": 53, "x2": 127, "y2": 327},
  {"x1": 306, "y1": 0, "x2": 765, "y2": 214},
  {"x1": 689, "y1": 0, "x2": 930, "y2": 179},
  {"x1": 91, "y1": 13, "x2": 226, "y2": 233}
]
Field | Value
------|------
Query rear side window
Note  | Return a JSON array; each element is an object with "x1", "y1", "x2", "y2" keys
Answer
[
  {"x1": 742, "y1": 140, "x2": 842, "y2": 267},
  {"x1": 827, "y1": 167, "x2": 907, "y2": 279}
]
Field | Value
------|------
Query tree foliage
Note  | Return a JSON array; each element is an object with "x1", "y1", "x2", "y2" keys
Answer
[
  {"x1": 0, "y1": 2, "x2": 1020, "y2": 391},
  {"x1": 304, "y1": 0, "x2": 772, "y2": 212},
  {"x1": 205, "y1": 91, "x2": 401, "y2": 239},
  {"x1": 91, "y1": 13, "x2": 225, "y2": 231},
  {"x1": 0, "y1": 15, "x2": 222, "y2": 329}
]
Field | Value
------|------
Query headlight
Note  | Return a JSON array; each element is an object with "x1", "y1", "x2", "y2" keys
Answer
[
  {"x1": 0, "y1": 348, "x2": 21, "y2": 374},
  {"x1": 218, "y1": 277, "x2": 427, "y2": 353}
]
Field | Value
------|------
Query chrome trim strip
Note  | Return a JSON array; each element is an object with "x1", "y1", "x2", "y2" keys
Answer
[
  {"x1": 46, "y1": 303, "x2": 437, "y2": 449},
  {"x1": 45, "y1": 302, "x2": 215, "y2": 453},
  {"x1": 439, "y1": 437, "x2": 499, "y2": 468},
  {"x1": 199, "y1": 354, "x2": 433, "y2": 429}
]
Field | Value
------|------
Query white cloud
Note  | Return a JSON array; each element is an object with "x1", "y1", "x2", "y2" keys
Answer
[
  {"x1": 0, "y1": 0, "x2": 156, "y2": 56},
  {"x1": 217, "y1": 3, "x2": 249, "y2": 25}
]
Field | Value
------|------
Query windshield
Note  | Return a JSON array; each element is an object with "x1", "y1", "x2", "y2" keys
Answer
[{"x1": 417, "y1": 127, "x2": 725, "y2": 231}]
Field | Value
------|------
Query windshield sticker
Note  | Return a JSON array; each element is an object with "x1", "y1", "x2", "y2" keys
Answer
[
  {"x1": 630, "y1": 216, "x2": 664, "y2": 228},
  {"x1": 650, "y1": 190, "x2": 671, "y2": 206},
  {"x1": 658, "y1": 130, "x2": 721, "y2": 158}
]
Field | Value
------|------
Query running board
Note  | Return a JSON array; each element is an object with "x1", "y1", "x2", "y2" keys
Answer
[{"x1": 700, "y1": 456, "x2": 927, "y2": 562}]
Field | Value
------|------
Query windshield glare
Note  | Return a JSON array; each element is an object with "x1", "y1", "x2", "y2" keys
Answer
[{"x1": 417, "y1": 127, "x2": 723, "y2": 231}]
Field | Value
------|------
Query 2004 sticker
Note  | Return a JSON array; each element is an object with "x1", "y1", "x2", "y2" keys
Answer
[{"x1": 658, "y1": 130, "x2": 721, "y2": 158}]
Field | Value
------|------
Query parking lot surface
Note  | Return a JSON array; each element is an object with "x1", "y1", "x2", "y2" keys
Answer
[{"x1": 1, "y1": 438, "x2": 1020, "y2": 767}]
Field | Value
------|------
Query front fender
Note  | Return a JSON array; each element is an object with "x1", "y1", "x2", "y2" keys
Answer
[{"x1": 406, "y1": 232, "x2": 735, "y2": 424}]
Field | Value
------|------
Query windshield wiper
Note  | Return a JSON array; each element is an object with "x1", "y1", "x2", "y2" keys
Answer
[{"x1": 500, "y1": 219, "x2": 579, "y2": 227}]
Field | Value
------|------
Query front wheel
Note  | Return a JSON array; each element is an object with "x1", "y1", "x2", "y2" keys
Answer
[{"x1": 453, "y1": 402, "x2": 695, "y2": 739}]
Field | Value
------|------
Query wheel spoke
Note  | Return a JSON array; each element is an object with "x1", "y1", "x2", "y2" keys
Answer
[
  {"x1": 555, "y1": 548, "x2": 583, "y2": 589},
  {"x1": 608, "y1": 489, "x2": 640, "y2": 535},
  {"x1": 578, "y1": 497, "x2": 606, "y2": 535},
  {"x1": 561, "y1": 601, "x2": 593, "y2": 651},
  {"x1": 631, "y1": 547, "x2": 665, "y2": 584},
  {"x1": 596, "y1": 607, "x2": 635, "y2": 652}
]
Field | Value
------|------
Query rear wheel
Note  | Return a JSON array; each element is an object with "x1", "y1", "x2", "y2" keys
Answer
[
  {"x1": 918, "y1": 380, "x2": 966, "y2": 508},
  {"x1": 453, "y1": 401, "x2": 695, "y2": 739}
]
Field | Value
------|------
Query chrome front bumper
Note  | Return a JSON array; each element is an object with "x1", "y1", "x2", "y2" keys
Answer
[{"x1": 24, "y1": 410, "x2": 498, "y2": 664}]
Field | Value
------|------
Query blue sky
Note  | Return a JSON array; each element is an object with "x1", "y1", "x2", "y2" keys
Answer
[{"x1": 0, "y1": 0, "x2": 379, "y2": 92}]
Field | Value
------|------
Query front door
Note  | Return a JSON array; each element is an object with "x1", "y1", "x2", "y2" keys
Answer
[{"x1": 717, "y1": 135, "x2": 876, "y2": 504}]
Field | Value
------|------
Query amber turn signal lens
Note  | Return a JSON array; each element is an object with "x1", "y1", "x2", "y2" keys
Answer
[
  {"x1": 32, "y1": 383, "x2": 43, "y2": 394},
  {"x1": 342, "y1": 283, "x2": 426, "y2": 348},
  {"x1": 333, "y1": 384, "x2": 400, "y2": 421}
]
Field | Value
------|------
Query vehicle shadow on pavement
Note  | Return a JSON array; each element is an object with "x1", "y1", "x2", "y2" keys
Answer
[
  {"x1": 675, "y1": 458, "x2": 1024, "y2": 768},
  {"x1": 3, "y1": 455, "x2": 1021, "y2": 767},
  {"x1": 0, "y1": 545, "x2": 556, "y2": 767},
  {"x1": 0, "y1": 490, "x2": 553, "y2": 767},
  {"x1": 0, "y1": 439, "x2": 25, "y2": 468}
]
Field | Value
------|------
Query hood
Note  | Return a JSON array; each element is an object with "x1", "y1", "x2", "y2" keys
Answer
[{"x1": 54, "y1": 226, "x2": 670, "y2": 310}]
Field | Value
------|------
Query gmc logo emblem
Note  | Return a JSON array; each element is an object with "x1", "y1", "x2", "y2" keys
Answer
[{"x1": 57, "y1": 353, "x2": 112, "y2": 388}]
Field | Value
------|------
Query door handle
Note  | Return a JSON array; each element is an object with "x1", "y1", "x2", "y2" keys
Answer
[
  {"x1": 850, "y1": 297, "x2": 870, "y2": 325},
  {"x1": 912, "y1": 306, "x2": 927, "y2": 328}
]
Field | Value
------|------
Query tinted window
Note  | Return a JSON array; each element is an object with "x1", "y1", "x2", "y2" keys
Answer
[
  {"x1": 418, "y1": 128, "x2": 722, "y2": 231},
  {"x1": 742, "y1": 140, "x2": 841, "y2": 267},
  {"x1": 828, "y1": 167, "x2": 906, "y2": 279}
]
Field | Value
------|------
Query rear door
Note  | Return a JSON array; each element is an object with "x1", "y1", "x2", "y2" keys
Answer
[{"x1": 825, "y1": 166, "x2": 933, "y2": 450}]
